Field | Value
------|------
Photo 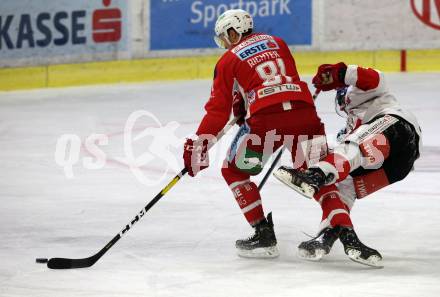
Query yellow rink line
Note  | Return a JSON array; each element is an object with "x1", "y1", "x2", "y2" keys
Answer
[{"x1": 1, "y1": 49, "x2": 440, "y2": 91}]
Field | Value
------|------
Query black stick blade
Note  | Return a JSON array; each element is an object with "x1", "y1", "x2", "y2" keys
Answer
[
  {"x1": 47, "y1": 257, "x2": 95, "y2": 269},
  {"x1": 36, "y1": 258, "x2": 48, "y2": 264},
  {"x1": 47, "y1": 258, "x2": 74, "y2": 269}
]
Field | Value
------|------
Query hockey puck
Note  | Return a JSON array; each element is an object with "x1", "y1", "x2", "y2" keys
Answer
[{"x1": 36, "y1": 258, "x2": 48, "y2": 264}]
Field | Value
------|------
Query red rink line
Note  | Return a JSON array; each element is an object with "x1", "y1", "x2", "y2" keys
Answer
[{"x1": 401, "y1": 49, "x2": 407, "y2": 72}]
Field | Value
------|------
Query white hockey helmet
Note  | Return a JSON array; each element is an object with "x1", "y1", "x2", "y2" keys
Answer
[{"x1": 214, "y1": 9, "x2": 253, "y2": 49}]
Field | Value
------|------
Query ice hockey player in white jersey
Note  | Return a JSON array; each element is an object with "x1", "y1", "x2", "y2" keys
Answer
[{"x1": 274, "y1": 62, "x2": 422, "y2": 267}]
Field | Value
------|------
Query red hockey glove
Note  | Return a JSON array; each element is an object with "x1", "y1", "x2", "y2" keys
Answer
[
  {"x1": 183, "y1": 138, "x2": 209, "y2": 177},
  {"x1": 312, "y1": 62, "x2": 348, "y2": 91},
  {"x1": 232, "y1": 90, "x2": 246, "y2": 126}
]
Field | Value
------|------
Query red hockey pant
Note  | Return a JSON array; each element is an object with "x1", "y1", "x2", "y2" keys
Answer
[{"x1": 221, "y1": 103, "x2": 324, "y2": 226}]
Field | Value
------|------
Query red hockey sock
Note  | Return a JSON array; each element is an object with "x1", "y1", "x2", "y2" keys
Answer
[
  {"x1": 222, "y1": 162, "x2": 265, "y2": 226},
  {"x1": 314, "y1": 185, "x2": 353, "y2": 229},
  {"x1": 230, "y1": 181, "x2": 265, "y2": 226}
]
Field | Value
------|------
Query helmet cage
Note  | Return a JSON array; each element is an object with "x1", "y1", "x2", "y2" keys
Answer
[
  {"x1": 335, "y1": 86, "x2": 349, "y2": 117},
  {"x1": 214, "y1": 32, "x2": 238, "y2": 49}
]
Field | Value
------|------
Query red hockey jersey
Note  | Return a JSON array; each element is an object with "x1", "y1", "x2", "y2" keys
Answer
[{"x1": 196, "y1": 33, "x2": 314, "y2": 136}]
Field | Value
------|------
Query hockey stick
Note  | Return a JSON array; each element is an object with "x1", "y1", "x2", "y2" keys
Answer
[
  {"x1": 258, "y1": 147, "x2": 284, "y2": 190},
  {"x1": 39, "y1": 117, "x2": 238, "y2": 269},
  {"x1": 313, "y1": 88, "x2": 321, "y2": 100},
  {"x1": 258, "y1": 89, "x2": 321, "y2": 191}
]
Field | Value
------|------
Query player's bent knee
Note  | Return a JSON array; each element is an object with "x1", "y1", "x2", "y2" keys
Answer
[
  {"x1": 221, "y1": 161, "x2": 250, "y2": 185},
  {"x1": 332, "y1": 141, "x2": 363, "y2": 171}
]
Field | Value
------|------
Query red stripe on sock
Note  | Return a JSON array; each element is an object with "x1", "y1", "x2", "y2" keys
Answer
[
  {"x1": 243, "y1": 203, "x2": 265, "y2": 226},
  {"x1": 232, "y1": 182, "x2": 265, "y2": 226},
  {"x1": 317, "y1": 185, "x2": 353, "y2": 228}
]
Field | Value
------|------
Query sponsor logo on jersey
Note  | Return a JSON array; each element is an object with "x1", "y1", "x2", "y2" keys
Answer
[
  {"x1": 257, "y1": 83, "x2": 301, "y2": 98},
  {"x1": 235, "y1": 39, "x2": 279, "y2": 61},
  {"x1": 346, "y1": 115, "x2": 398, "y2": 144},
  {"x1": 247, "y1": 90, "x2": 256, "y2": 105}
]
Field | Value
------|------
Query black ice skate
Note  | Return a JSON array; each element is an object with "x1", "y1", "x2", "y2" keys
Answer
[
  {"x1": 236, "y1": 212, "x2": 279, "y2": 258},
  {"x1": 339, "y1": 227, "x2": 383, "y2": 268},
  {"x1": 273, "y1": 166, "x2": 328, "y2": 199},
  {"x1": 298, "y1": 226, "x2": 342, "y2": 261}
]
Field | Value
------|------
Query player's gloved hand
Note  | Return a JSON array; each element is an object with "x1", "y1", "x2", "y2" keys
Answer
[
  {"x1": 183, "y1": 138, "x2": 209, "y2": 177},
  {"x1": 312, "y1": 62, "x2": 347, "y2": 91},
  {"x1": 232, "y1": 90, "x2": 246, "y2": 126}
]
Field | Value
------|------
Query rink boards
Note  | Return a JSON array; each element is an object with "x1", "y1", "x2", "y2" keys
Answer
[
  {"x1": 2, "y1": 0, "x2": 440, "y2": 91},
  {"x1": 1, "y1": 49, "x2": 440, "y2": 91}
]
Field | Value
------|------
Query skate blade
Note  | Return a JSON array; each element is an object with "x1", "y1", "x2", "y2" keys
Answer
[
  {"x1": 237, "y1": 246, "x2": 280, "y2": 259},
  {"x1": 347, "y1": 249, "x2": 384, "y2": 268},
  {"x1": 298, "y1": 248, "x2": 326, "y2": 261},
  {"x1": 273, "y1": 169, "x2": 314, "y2": 199}
]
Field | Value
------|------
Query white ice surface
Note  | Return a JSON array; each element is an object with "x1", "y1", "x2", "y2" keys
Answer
[{"x1": 1, "y1": 73, "x2": 439, "y2": 297}]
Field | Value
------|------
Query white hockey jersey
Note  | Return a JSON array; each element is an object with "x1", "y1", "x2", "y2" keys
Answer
[{"x1": 339, "y1": 65, "x2": 422, "y2": 150}]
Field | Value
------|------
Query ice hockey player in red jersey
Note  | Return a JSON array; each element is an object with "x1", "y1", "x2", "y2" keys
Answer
[
  {"x1": 274, "y1": 62, "x2": 422, "y2": 267},
  {"x1": 182, "y1": 9, "x2": 325, "y2": 258}
]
